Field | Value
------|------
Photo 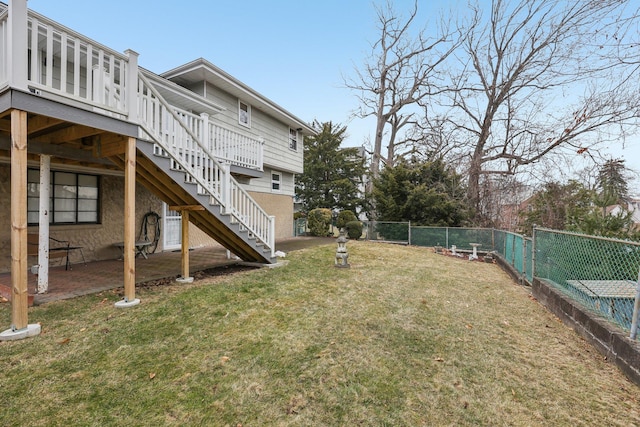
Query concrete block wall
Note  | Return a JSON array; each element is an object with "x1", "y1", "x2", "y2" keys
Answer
[{"x1": 532, "y1": 277, "x2": 640, "y2": 386}]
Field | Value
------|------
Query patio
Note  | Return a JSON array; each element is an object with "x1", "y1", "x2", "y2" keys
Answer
[{"x1": 0, "y1": 237, "x2": 333, "y2": 305}]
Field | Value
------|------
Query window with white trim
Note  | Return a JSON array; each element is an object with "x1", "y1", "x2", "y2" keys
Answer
[
  {"x1": 239, "y1": 100, "x2": 251, "y2": 127},
  {"x1": 289, "y1": 128, "x2": 298, "y2": 151},
  {"x1": 27, "y1": 169, "x2": 100, "y2": 225},
  {"x1": 271, "y1": 173, "x2": 281, "y2": 192}
]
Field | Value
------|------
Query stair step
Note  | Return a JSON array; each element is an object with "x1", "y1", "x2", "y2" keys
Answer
[{"x1": 136, "y1": 139, "x2": 275, "y2": 264}]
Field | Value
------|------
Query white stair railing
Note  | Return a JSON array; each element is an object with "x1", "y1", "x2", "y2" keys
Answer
[{"x1": 136, "y1": 72, "x2": 274, "y2": 257}]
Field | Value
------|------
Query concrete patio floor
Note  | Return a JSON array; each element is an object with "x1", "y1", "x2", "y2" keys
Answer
[{"x1": 0, "y1": 237, "x2": 333, "y2": 305}]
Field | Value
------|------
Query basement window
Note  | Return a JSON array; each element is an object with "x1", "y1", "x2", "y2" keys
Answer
[{"x1": 27, "y1": 169, "x2": 100, "y2": 225}]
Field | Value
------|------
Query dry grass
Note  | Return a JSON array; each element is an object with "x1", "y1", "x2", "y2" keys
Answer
[{"x1": 1, "y1": 241, "x2": 639, "y2": 426}]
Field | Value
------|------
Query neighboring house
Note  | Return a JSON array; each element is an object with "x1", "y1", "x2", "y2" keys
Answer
[
  {"x1": 0, "y1": 1, "x2": 314, "y2": 333},
  {"x1": 608, "y1": 198, "x2": 640, "y2": 230}
]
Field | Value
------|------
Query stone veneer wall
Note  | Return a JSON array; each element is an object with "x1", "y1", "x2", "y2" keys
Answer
[
  {"x1": 0, "y1": 163, "x2": 294, "y2": 271},
  {"x1": 248, "y1": 191, "x2": 294, "y2": 240},
  {"x1": 180, "y1": 191, "x2": 294, "y2": 248},
  {"x1": 0, "y1": 165, "x2": 162, "y2": 273}
]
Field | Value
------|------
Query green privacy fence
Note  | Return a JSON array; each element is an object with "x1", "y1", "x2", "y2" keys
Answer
[
  {"x1": 493, "y1": 230, "x2": 533, "y2": 283},
  {"x1": 362, "y1": 221, "x2": 411, "y2": 243},
  {"x1": 409, "y1": 226, "x2": 493, "y2": 250}
]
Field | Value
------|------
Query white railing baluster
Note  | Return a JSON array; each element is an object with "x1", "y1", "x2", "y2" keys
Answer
[
  {"x1": 29, "y1": 17, "x2": 38, "y2": 83},
  {"x1": 136, "y1": 72, "x2": 273, "y2": 256},
  {"x1": 85, "y1": 44, "x2": 93, "y2": 101},
  {"x1": 45, "y1": 25, "x2": 53, "y2": 87},
  {"x1": 60, "y1": 33, "x2": 68, "y2": 93},
  {"x1": 0, "y1": 10, "x2": 8, "y2": 88},
  {"x1": 73, "y1": 38, "x2": 80, "y2": 97}
]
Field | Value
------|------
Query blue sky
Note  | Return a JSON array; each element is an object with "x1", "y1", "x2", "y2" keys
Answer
[
  {"x1": 27, "y1": 0, "x2": 385, "y2": 147},
  {"x1": 26, "y1": 0, "x2": 640, "y2": 185}
]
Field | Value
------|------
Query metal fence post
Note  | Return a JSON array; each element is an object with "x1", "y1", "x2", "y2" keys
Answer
[
  {"x1": 446, "y1": 227, "x2": 449, "y2": 249},
  {"x1": 630, "y1": 267, "x2": 640, "y2": 340},
  {"x1": 522, "y1": 236, "x2": 527, "y2": 277},
  {"x1": 531, "y1": 227, "x2": 537, "y2": 278},
  {"x1": 492, "y1": 228, "x2": 495, "y2": 251}
]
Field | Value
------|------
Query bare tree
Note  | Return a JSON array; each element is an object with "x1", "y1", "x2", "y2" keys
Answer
[
  {"x1": 345, "y1": 0, "x2": 464, "y2": 185},
  {"x1": 426, "y1": 0, "x2": 640, "y2": 223}
]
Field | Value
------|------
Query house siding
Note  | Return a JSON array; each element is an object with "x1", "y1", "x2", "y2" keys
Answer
[{"x1": 204, "y1": 82, "x2": 303, "y2": 175}]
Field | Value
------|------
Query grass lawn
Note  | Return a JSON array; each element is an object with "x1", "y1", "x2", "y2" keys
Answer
[{"x1": 1, "y1": 241, "x2": 639, "y2": 426}]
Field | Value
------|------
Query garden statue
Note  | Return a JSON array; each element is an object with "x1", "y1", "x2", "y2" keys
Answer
[{"x1": 335, "y1": 229, "x2": 350, "y2": 268}]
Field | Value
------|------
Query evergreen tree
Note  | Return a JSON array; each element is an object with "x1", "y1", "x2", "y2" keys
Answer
[
  {"x1": 372, "y1": 157, "x2": 469, "y2": 226},
  {"x1": 596, "y1": 159, "x2": 629, "y2": 211},
  {"x1": 519, "y1": 181, "x2": 592, "y2": 235},
  {"x1": 295, "y1": 121, "x2": 366, "y2": 214},
  {"x1": 568, "y1": 159, "x2": 638, "y2": 240},
  {"x1": 519, "y1": 161, "x2": 639, "y2": 240}
]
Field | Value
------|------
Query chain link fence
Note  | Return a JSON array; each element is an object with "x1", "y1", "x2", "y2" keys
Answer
[
  {"x1": 292, "y1": 219, "x2": 640, "y2": 337},
  {"x1": 534, "y1": 228, "x2": 640, "y2": 335}
]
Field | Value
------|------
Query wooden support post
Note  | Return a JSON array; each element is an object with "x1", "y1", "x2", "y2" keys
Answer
[
  {"x1": 170, "y1": 205, "x2": 204, "y2": 284},
  {"x1": 10, "y1": 110, "x2": 28, "y2": 328},
  {"x1": 180, "y1": 210, "x2": 191, "y2": 281},
  {"x1": 1, "y1": 110, "x2": 41, "y2": 340},
  {"x1": 115, "y1": 137, "x2": 140, "y2": 308}
]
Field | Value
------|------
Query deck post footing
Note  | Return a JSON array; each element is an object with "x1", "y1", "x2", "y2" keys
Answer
[
  {"x1": 0, "y1": 324, "x2": 41, "y2": 341},
  {"x1": 114, "y1": 298, "x2": 140, "y2": 308}
]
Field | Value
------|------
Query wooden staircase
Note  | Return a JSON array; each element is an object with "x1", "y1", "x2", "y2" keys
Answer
[
  {"x1": 108, "y1": 140, "x2": 275, "y2": 263},
  {"x1": 111, "y1": 72, "x2": 277, "y2": 264}
]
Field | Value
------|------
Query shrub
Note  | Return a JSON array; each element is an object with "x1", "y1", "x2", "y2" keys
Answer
[
  {"x1": 307, "y1": 208, "x2": 332, "y2": 236},
  {"x1": 345, "y1": 220, "x2": 363, "y2": 240},
  {"x1": 336, "y1": 210, "x2": 358, "y2": 229}
]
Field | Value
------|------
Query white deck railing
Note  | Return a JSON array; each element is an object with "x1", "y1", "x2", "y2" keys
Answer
[
  {"x1": 209, "y1": 122, "x2": 264, "y2": 171},
  {"x1": 2, "y1": 6, "x2": 264, "y2": 172},
  {"x1": 0, "y1": 9, "x2": 9, "y2": 89},
  {"x1": 3, "y1": 5, "x2": 272, "y2": 257},
  {"x1": 137, "y1": 73, "x2": 274, "y2": 256},
  {"x1": 25, "y1": 10, "x2": 131, "y2": 117}
]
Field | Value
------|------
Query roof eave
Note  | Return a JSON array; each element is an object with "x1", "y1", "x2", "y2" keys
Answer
[{"x1": 161, "y1": 58, "x2": 316, "y2": 136}]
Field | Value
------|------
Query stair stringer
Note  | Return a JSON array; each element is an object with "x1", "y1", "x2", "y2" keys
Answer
[{"x1": 113, "y1": 141, "x2": 276, "y2": 264}]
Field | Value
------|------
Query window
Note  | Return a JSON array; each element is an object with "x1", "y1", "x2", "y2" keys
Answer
[
  {"x1": 289, "y1": 128, "x2": 298, "y2": 151},
  {"x1": 239, "y1": 100, "x2": 251, "y2": 127},
  {"x1": 27, "y1": 169, "x2": 100, "y2": 225},
  {"x1": 271, "y1": 173, "x2": 281, "y2": 192}
]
